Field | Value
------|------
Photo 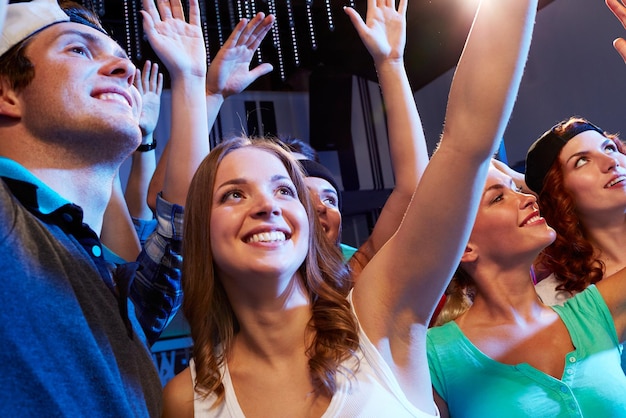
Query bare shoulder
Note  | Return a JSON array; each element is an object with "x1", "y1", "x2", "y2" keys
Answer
[{"x1": 162, "y1": 367, "x2": 195, "y2": 418}]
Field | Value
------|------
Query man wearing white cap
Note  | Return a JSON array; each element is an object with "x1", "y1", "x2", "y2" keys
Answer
[
  {"x1": 0, "y1": 0, "x2": 206, "y2": 415},
  {"x1": 0, "y1": 0, "x2": 6, "y2": 32}
]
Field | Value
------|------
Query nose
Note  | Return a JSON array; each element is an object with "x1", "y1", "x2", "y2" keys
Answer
[
  {"x1": 519, "y1": 190, "x2": 537, "y2": 209},
  {"x1": 102, "y1": 55, "x2": 136, "y2": 87},
  {"x1": 314, "y1": 198, "x2": 327, "y2": 215},
  {"x1": 599, "y1": 151, "x2": 620, "y2": 172},
  {"x1": 251, "y1": 192, "x2": 282, "y2": 218},
  {"x1": 308, "y1": 191, "x2": 326, "y2": 215}
]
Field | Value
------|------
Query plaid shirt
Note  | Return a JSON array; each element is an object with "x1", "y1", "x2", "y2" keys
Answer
[{"x1": 130, "y1": 194, "x2": 184, "y2": 345}]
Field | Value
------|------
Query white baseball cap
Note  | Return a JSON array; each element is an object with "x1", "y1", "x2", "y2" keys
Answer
[{"x1": 0, "y1": 0, "x2": 69, "y2": 57}]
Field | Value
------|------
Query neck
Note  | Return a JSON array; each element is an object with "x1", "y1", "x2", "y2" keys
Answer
[
  {"x1": 234, "y1": 304, "x2": 312, "y2": 364},
  {"x1": 0, "y1": 129, "x2": 126, "y2": 234},
  {"x1": 463, "y1": 261, "x2": 544, "y2": 323},
  {"x1": 225, "y1": 272, "x2": 313, "y2": 361},
  {"x1": 581, "y1": 215, "x2": 626, "y2": 270},
  {"x1": 30, "y1": 166, "x2": 114, "y2": 234}
]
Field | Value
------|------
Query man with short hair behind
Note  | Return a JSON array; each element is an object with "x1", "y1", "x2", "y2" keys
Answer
[{"x1": 0, "y1": 0, "x2": 205, "y2": 415}]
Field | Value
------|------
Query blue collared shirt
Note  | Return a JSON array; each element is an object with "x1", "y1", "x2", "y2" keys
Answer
[{"x1": 0, "y1": 157, "x2": 183, "y2": 345}]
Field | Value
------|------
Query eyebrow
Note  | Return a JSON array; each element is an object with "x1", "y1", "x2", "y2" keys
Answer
[
  {"x1": 55, "y1": 28, "x2": 129, "y2": 60},
  {"x1": 483, "y1": 178, "x2": 515, "y2": 197},
  {"x1": 483, "y1": 183, "x2": 505, "y2": 196},
  {"x1": 216, "y1": 174, "x2": 291, "y2": 190},
  {"x1": 319, "y1": 187, "x2": 338, "y2": 196},
  {"x1": 565, "y1": 139, "x2": 614, "y2": 164}
]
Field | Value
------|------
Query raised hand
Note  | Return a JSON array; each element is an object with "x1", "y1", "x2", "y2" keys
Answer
[
  {"x1": 343, "y1": 0, "x2": 407, "y2": 64},
  {"x1": 141, "y1": 0, "x2": 206, "y2": 79},
  {"x1": 135, "y1": 60, "x2": 164, "y2": 137},
  {"x1": 206, "y1": 12, "x2": 275, "y2": 98},
  {"x1": 607, "y1": 0, "x2": 626, "y2": 63}
]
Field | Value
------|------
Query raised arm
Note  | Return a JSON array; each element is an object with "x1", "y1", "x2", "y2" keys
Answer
[
  {"x1": 598, "y1": 0, "x2": 626, "y2": 343},
  {"x1": 146, "y1": 13, "x2": 275, "y2": 209},
  {"x1": 122, "y1": 0, "x2": 206, "y2": 343},
  {"x1": 101, "y1": 174, "x2": 142, "y2": 261},
  {"x1": 597, "y1": 267, "x2": 626, "y2": 343},
  {"x1": 205, "y1": 12, "x2": 274, "y2": 114},
  {"x1": 125, "y1": 61, "x2": 163, "y2": 220},
  {"x1": 344, "y1": 0, "x2": 427, "y2": 277},
  {"x1": 141, "y1": 0, "x2": 208, "y2": 206},
  {"x1": 352, "y1": 0, "x2": 537, "y2": 411},
  {"x1": 101, "y1": 63, "x2": 163, "y2": 259}
]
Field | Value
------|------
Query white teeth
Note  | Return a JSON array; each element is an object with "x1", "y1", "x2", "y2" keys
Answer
[
  {"x1": 607, "y1": 176, "x2": 626, "y2": 187},
  {"x1": 247, "y1": 231, "x2": 286, "y2": 243},
  {"x1": 523, "y1": 215, "x2": 541, "y2": 226},
  {"x1": 97, "y1": 93, "x2": 128, "y2": 106}
]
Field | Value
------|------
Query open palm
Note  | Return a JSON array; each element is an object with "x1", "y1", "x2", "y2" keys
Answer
[
  {"x1": 206, "y1": 13, "x2": 275, "y2": 97},
  {"x1": 141, "y1": 0, "x2": 206, "y2": 79}
]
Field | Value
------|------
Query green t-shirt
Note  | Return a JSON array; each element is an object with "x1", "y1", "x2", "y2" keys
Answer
[
  {"x1": 340, "y1": 243, "x2": 357, "y2": 261},
  {"x1": 427, "y1": 285, "x2": 626, "y2": 417}
]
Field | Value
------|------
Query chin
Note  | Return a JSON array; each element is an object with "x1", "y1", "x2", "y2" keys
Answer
[
  {"x1": 85, "y1": 128, "x2": 141, "y2": 163},
  {"x1": 110, "y1": 126, "x2": 142, "y2": 152},
  {"x1": 542, "y1": 232, "x2": 557, "y2": 248}
]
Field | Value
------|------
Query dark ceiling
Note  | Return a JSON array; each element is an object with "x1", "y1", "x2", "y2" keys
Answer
[{"x1": 93, "y1": 0, "x2": 557, "y2": 92}]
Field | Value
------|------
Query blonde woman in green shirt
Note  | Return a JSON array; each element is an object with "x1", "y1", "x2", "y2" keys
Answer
[{"x1": 427, "y1": 164, "x2": 626, "y2": 417}]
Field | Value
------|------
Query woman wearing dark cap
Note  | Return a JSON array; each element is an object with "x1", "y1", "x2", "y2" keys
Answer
[
  {"x1": 524, "y1": 0, "x2": 626, "y2": 308},
  {"x1": 523, "y1": 117, "x2": 626, "y2": 376},
  {"x1": 276, "y1": 138, "x2": 359, "y2": 261},
  {"x1": 524, "y1": 118, "x2": 626, "y2": 306},
  {"x1": 296, "y1": 158, "x2": 354, "y2": 252}
]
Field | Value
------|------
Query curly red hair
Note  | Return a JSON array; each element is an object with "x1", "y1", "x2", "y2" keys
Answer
[{"x1": 535, "y1": 118, "x2": 625, "y2": 293}]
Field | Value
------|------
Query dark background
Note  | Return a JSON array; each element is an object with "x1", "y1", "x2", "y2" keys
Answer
[{"x1": 94, "y1": 0, "x2": 556, "y2": 92}]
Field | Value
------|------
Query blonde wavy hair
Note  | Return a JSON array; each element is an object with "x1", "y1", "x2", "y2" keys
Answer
[{"x1": 433, "y1": 267, "x2": 475, "y2": 327}]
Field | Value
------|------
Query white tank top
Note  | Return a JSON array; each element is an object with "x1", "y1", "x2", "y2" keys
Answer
[{"x1": 189, "y1": 326, "x2": 439, "y2": 417}]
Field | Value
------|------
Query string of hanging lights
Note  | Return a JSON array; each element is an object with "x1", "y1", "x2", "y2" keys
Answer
[{"x1": 94, "y1": 0, "x2": 350, "y2": 86}]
